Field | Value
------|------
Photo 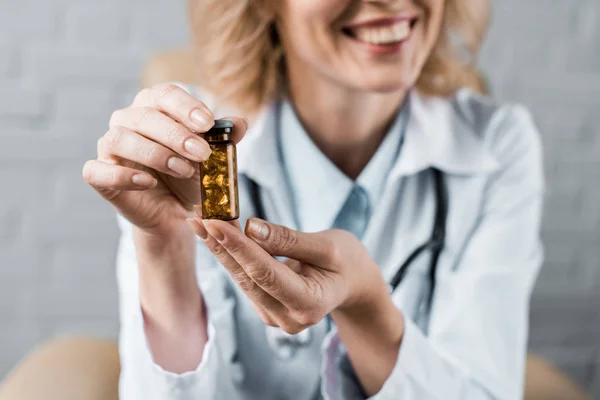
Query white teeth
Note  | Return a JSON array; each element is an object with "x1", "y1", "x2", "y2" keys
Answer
[{"x1": 352, "y1": 21, "x2": 411, "y2": 45}]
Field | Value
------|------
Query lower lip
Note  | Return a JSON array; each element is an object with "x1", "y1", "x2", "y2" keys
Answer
[{"x1": 344, "y1": 28, "x2": 413, "y2": 55}]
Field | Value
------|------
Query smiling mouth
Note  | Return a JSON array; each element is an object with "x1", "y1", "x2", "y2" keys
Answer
[{"x1": 342, "y1": 18, "x2": 417, "y2": 46}]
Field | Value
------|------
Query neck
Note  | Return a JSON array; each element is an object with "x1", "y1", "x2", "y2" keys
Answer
[{"x1": 285, "y1": 62, "x2": 406, "y2": 179}]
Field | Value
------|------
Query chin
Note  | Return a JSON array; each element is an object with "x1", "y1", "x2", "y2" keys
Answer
[{"x1": 352, "y1": 75, "x2": 415, "y2": 93}]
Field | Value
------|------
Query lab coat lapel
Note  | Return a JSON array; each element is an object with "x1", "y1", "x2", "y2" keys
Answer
[
  {"x1": 237, "y1": 101, "x2": 283, "y2": 189},
  {"x1": 236, "y1": 101, "x2": 299, "y2": 228},
  {"x1": 391, "y1": 89, "x2": 500, "y2": 179}
]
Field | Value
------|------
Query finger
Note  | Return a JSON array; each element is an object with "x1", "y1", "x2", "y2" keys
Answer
[
  {"x1": 82, "y1": 160, "x2": 157, "y2": 191},
  {"x1": 133, "y1": 85, "x2": 250, "y2": 144},
  {"x1": 99, "y1": 126, "x2": 196, "y2": 179},
  {"x1": 186, "y1": 217, "x2": 286, "y2": 315},
  {"x1": 110, "y1": 106, "x2": 212, "y2": 162},
  {"x1": 132, "y1": 83, "x2": 215, "y2": 133},
  {"x1": 193, "y1": 206, "x2": 244, "y2": 231},
  {"x1": 220, "y1": 116, "x2": 249, "y2": 144},
  {"x1": 245, "y1": 218, "x2": 337, "y2": 267},
  {"x1": 248, "y1": 298, "x2": 279, "y2": 327},
  {"x1": 202, "y1": 220, "x2": 307, "y2": 304}
]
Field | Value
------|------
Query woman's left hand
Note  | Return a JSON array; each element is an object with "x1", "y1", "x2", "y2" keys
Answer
[{"x1": 187, "y1": 216, "x2": 389, "y2": 333}]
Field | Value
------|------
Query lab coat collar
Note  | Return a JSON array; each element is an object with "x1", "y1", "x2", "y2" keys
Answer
[
  {"x1": 390, "y1": 89, "x2": 500, "y2": 178},
  {"x1": 236, "y1": 99, "x2": 283, "y2": 190},
  {"x1": 237, "y1": 89, "x2": 500, "y2": 190}
]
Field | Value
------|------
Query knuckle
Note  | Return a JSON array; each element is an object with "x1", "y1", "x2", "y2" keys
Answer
[
  {"x1": 292, "y1": 308, "x2": 320, "y2": 327},
  {"x1": 153, "y1": 83, "x2": 179, "y2": 98},
  {"x1": 236, "y1": 275, "x2": 255, "y2": 293},
  {"x1": 264, "y1": 318, "x2": 278, "y2": 328},
  {"x1": 139, "y1": 143, "x2": 162, "y2": 164},
  {"x1": 133, "y1": 88, "x2": 152, "y2": 105},
  {"x1": 280, "y1": 321, "x2": 303, "y2": 335},
  {"x1": 208, "y1": 242, "x2": 227, "y2": 258},
  {"x1": 165, "y1": 123, "x2": 187, "y2": 146},
  {"x1": 107, "y1": 167, "x2": 122, "y2": 185},
  {"x1": 274, "y1": 227, "x2": 298, "y2": 252},
  {"x1": 134, "y1": 106, "x2": 154, "y2": 129},
  {"x1": 109, "y1": 108, "x2": 126, "y2": 127},
  {"x1": 305, "y1": 313, "x2": 321, "y2": 327},
  {"x1": 248, "y1": 264, "x2": 276, "y2": 289},
  {"x1": 104, "y1": 126, "x2": 126, "y2": 151},
  {"x1": 82, "y1": 161, "x2": 94, "y2": 184},
  {"x1": 171, "y1": 91, "x2": 190, "y2": 110},
  {"x1": 226, "y1": 235, "x2": 251, "y2": 258}
]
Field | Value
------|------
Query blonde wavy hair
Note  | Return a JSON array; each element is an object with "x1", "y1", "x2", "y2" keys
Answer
[{"x1": 189, "y1": 0, "x2": 491, "y2": 115}]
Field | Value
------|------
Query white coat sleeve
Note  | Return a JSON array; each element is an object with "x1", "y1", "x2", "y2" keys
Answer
[
  {"x1": 116, "y1": 216, "x2": 243, "y2": 400},
  {"x1": 321, "y1": 105, "x2": 545, "y2": 400}
]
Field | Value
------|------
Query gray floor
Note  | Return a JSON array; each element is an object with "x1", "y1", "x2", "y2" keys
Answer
[{"x1": 0, "y1": 0, "x2": 599, "y2": 396}]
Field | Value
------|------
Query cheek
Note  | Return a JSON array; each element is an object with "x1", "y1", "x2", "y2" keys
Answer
[
  {"x1": 415, "y1": 0, "x2": 445, "y2": 66},
  {"x1": 279, "y1": 0, "x2": 348, "y2": 43},
  {"x1": 280, "y1": 0, "x2": 345, "y2": 29},
  {"x1": 425, "y1": 0, "x2": 445, "y2": 43}
]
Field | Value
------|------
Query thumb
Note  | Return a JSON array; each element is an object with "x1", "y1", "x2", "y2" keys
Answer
[
  {"x1": 244, "y1": 218, "x2": 336, "y2": 266},
  {"x1": 221, "y1": 116, "x2": 249, "y2": 144}
]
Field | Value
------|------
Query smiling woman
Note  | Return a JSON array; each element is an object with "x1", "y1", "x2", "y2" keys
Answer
[
  {"x1": 78, "y1": 0, "x2": 555, "y2": 399},
  {"x1": 189, "y1": 0, "x2": 489, "y2": 114}
]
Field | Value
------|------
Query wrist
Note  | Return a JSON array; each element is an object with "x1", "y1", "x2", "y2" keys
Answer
[
  {"x1": 134, "y1": 224, "x2": 202, "y2": 324},
  {"x1": 330, "y1": 275, "x2": 404, "y2": 397},
  {"x1": 336, "y1": 261, "x2": 388, "y2": 313},
  {"x1": 332, "y1": 281, "x2": 391, "y2": 325},
  {"x1": 332, "y1": 273, "x2": 403, "y2": 339},
  {"x1": 133, "y1": 223, "x2": 193, "y2": 255}
]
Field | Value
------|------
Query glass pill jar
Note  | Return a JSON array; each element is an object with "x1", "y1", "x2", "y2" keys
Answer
[{"x1": 199, "y1": 120, "x2": 239, "y2": 220}]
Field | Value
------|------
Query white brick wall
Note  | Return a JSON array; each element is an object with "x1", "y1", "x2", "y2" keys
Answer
[
  {"x1": 0, "y1": 0, "x2": 599, "y2": 395},
  {"x1": 0, "y1": 0, "x2": 189, "y2": 381}
]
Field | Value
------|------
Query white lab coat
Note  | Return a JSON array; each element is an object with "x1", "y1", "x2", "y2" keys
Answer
[{"x1": 116, "y1": 87, "x2": 544, "y2": 400}]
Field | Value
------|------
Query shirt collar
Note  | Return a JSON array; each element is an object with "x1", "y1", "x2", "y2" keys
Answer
[
  {"x1": 356, "y1": 104, "x2": 407, "y2": 204},
  {"x1": 279, "y1": 101, "x2": 353, "y2": 232},
  {"x1": 238, "y1": 89, "x2": 500, "y2": 200},
  {"x1": 241, "y1": 100, "x2": 406, "y2": 233}
]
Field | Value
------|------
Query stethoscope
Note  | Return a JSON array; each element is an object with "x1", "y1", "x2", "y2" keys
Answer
[{"x1": 247, "y1": 167, "x2": 448, "y2": 360}]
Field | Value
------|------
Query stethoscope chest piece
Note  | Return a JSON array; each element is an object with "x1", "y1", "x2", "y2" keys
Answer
[{"x1": 266, "y1": 326, "x2": 313, "y2": 360}]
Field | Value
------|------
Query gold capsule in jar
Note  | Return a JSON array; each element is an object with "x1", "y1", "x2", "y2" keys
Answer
[{"x1": 199, "y1": 119, "x2": 239, "y2": 220}]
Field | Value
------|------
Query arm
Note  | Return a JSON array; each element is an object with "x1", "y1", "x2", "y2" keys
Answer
[
  {"x1": 85, "y1": 78, "x2": 248, "y2": 398},
  {"x1": 330, "y1": 293, "x2": 405, "y2": 397},
  {"x1": 117, "y1": 217, "x2": 240, "y2": 399},
  {"x1": 134, "y1": 226, "x2": 207, "y2": 374},
  {"x1": 323, "y1": 105, "x2": 544, "y2": 399}
]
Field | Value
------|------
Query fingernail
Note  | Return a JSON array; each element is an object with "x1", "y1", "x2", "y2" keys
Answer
[
  {"x1": 193, "y1": 204, "x2": 203, "y2": 217},
  {"x1": 204, "y1": 221, "x2": 225, "y2": 242},
  {"x1": 190, "y1": 109, "x2": 214, "y2": 131},
  {"x1": 247, "y1": 219, "x2": 269, "y2": 240},
  {"x1": 132, "y1": 173, "x2": 157, "y2": 188},
  {"x1": 188, "y1": 217, "x2": 208, "y2": 240},
  {"x1": 168, "y1": 157, "x2": 195, "y2": 178},
  {"x1": 184, "y1": 138, "x2": 212, "y2": 161}
]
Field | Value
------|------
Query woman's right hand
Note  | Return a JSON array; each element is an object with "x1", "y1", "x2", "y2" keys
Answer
[{"x1": 82, "y1": 83, "x2": 248, "y2": 239}]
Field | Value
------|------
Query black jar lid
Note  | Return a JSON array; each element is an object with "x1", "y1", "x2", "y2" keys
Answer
[{"x1": 206, "y1": 119, "x2": 234, "y2": 134}]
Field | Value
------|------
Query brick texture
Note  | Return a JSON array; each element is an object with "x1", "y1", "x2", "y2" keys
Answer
[{"x1": 0, "y1": 0, "x2": 599, "y2": 396}]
